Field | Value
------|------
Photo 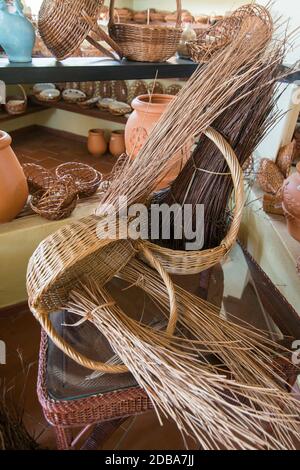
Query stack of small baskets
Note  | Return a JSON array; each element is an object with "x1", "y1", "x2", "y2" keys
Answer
[{"x1": 22, "y1": 162, "x2": 102, "y2": 220}]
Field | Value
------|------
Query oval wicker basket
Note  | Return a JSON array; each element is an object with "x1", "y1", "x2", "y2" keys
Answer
[
  {"x1": 55, "y1": 162, "x2": 102, "y2": 198},
  {"x1": 22, "y1": 163, "x2": 56, "y2": 194},
  {"x1": 108, "y1": 0, "x2": 183, "y2": 62},
  {"x1": 30, "y1": 177, "x2": 78, "y2": 221},
  {"x1": 27, "y1": 126, "x2": 244, "y2": 371}
]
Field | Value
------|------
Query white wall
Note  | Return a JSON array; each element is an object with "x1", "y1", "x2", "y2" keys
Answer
[
  {"x1": 258, "y1": 0, "x2": 299, "y2": 66},
  {"x1": 133, "y1": 0, "x2": 245, "y2": 15}
]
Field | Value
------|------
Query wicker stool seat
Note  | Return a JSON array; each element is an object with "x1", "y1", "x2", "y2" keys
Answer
[{"x1": 37, "y1": 277, "x2": 158, "y2": 449}]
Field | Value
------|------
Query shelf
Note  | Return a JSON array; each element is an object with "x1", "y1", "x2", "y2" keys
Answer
[
  {"x1": 0, "y1": 56, "x2": 198, "y2": 84},
  {"x1": 0, "y1": 56, "x2": 299, "y2": 85},
  {"x1": 0, "y1": 101, "x2": 47, "y2": 122},
  {"x1": 30, "y1": 96, "x2": 127, "y2": 124}
]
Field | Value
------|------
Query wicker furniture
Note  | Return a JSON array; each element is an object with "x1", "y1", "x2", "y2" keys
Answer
[{"x1": 37, "y1": 245, "x2": 300, "y2": 450}]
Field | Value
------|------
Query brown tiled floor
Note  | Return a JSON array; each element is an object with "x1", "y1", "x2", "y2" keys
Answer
[
  {"x1": 0, "y1": 307, "x2": 199, "y2": 450},
  {"x1": 11, "y1": 126, "x2": 118, "y2": 177}
]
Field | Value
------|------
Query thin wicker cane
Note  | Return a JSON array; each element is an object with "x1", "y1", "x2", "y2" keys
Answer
[
  {"x1": 27, "y1": 127, "x2": 244, "y2": 371},
  {"x1": 38, "y1": 0, "x2": 104, "y2": 60},
  {"x1": 108, "y1": 0, "x2": 182, "y2": 62},
  {"x1": 55, "y1": 162, "x2": 102, "y2": 198}
]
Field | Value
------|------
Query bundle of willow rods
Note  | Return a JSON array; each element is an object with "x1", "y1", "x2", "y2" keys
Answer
[
  {"x1": 97, "y1": 9, "x2": 276, "y2": 216},
  {"x1": 150, "y1": 31, "x2": 285, "y2": 250}
]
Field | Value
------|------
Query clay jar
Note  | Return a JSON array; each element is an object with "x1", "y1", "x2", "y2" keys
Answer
[
  {"x1": 0, "y1": 130, "x2": 28, "y2": 223},
  {"x1": 282, "y1": 162, "x2": 300, "y2": 241},
  {"x1": 125, "y1": 94, "x2": 188, "y2": 189},
  {"x1": 109, "y1": 130, "x2": 126, "y2": 157},
  {"x1": 87, "y1": 129, "x2": 107, "y2": 157}
]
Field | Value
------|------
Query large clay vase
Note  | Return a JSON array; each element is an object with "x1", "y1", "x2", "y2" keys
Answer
[
  {"x1": 87, "y1": 129, "x2": 107, "y2": 157},
  {"x1": 109, "y1": 130, "x2": 126, "y2": 157},
  {"x1": 282, "y1": 162, "x2": 300, "y2": 241},
  {"x1": 0, "y1": 130, "x2": 28, "y2": 223},
  {"x1": 125, "y1": 94, "x2": 188, "y2": 189}
]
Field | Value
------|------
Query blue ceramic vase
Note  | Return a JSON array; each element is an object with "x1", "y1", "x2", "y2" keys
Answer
[{"x1": 0, "y1": 0, "x2": 35, "y2": 63}]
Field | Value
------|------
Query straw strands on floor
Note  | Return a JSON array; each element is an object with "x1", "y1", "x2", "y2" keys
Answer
[{"x1": 66, "y1": 276, "x2": 300, "y2": 450}]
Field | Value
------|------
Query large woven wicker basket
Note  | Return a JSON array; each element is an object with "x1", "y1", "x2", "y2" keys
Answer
[
  {"x1": 38, "y1": 0, "x2": 107, "y2": 60},
  {"x1": 108, "y1": 0, "x2": 183, "y2": 62},
  {"x1": 27, "y1": 127, "x2": 244, "y2": 372}
]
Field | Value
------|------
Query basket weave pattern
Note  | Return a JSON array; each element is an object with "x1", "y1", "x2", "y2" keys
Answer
[
  {"x1": 108, "y1": 0, "x2": 182, "y2": 62},
  {"x1": 188, "y1": 4, "x2": 272, "y2": 63},
  {"x1": 27, "y1": 127, "x2": 244, "y2": 371},
  {"x1": 38, "y1": 0, "x2": 104, "y2": 60}
]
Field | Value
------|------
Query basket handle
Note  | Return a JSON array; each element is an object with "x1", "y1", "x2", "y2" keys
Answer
[
  {"x1": 17, "y1": 84, "x2": 27, "y2": 104},
  {"x1": 31, "y1": 242, "x2": 178, "y2": 373},
  {"x1": 203, "y1": 127, "x2": 245, "y2": 251},
  {"x1": 82, "y1": 10, "x2": 123, "y2": 59},
  {"x1": 109, "y1": 0, "x2": 182, "y2": 27}
]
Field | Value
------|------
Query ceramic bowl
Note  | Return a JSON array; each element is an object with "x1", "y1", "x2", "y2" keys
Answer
[
  {"x1": 32, "y1": 83, "x2": 56, "y2": 96},
  {"x1": 62, "y1": 89, "x2": 86, "y2": 104},
  {"x1": 37, "y1": 88, "x2": 61, "y2": 102}
]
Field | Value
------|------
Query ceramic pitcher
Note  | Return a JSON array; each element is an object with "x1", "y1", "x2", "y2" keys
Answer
[
  {"x1": 0, "y1": 130, "x2": 28, "y2": 223},
  {"x1": 0, "y1": 0, "x2": 35, "y2": 63}
]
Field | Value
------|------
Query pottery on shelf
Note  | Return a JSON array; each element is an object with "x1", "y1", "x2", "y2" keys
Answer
[
  {"x1": 0, "y1": 130, "x2": 28, "y2": 223},
  {"x1": 32, "y1": 83, "x2": 56, "y2": 96},
  {"x1": 108, "y1": 101, "x2": 131, "y2": 116},
  {"x1": 62, "y1": 89, "x2": 86, "y2": 104},
  {"x1": 37, "y1": 88, "x2": 61, "y2": 103},
  {"x1": 125, "y1": 94, "x2": 189, "y2": 189},
  {"x1": 282, "y1": 162, "x2": 300, "y2": 241},
  {"x1": 87, "y1": 129, "x2": 107, "y2": 157},
  {"x1": 109, "y1": 130, "x2": 126, "y2": 157},
  {"x1": 0, "y1": 0, "x2": 35, "y2": 63}
]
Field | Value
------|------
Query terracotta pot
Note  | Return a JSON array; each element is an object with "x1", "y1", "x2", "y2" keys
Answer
[
  {"x1": 282, "y1": 162, "x2": 300, "y2": 241},
  {"x1": 0, "y1": 130, "x2": 28, "y2": 223},
  {"x1": 125, "y1": 94, "x2": 189, "y2": 189},
  {"x1": 87, "y1": 129, "x2": 107, "y2": 157},
  {"x1": 109, "y1": 130, "x2": 126, "y2": 157}
]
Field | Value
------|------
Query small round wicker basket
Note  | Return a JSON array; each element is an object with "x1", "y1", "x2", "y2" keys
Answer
[{"x1": 56, "y1": 162, "x2": 102, "y2": 198}]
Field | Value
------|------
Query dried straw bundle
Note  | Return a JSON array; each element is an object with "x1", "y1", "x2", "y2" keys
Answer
[
  {"x1": 97, "y1": 8, "x2": 276, "y2": 215},
  {"x1": 66, "y1": 276, "x2": 300, "y2": 450},
  {"x1": 151, "y1": 45, "x2": 283, "y2": 249}
]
